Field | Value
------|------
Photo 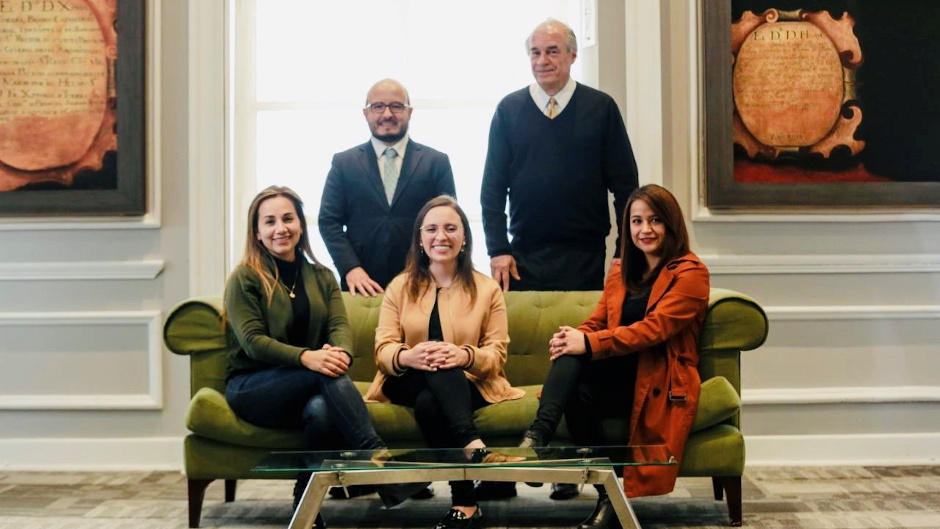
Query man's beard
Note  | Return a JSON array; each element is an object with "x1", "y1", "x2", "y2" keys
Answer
[{"x1": 373, "y1": 123, "x2": 408, "y2": 143}]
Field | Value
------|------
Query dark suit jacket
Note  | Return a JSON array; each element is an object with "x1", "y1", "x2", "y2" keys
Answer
[{"x1": 318, "y1": 139, "x2": 455, "y2": 290}]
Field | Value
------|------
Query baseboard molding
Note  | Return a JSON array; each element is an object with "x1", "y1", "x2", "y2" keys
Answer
[
  {"x1": 0, "y1": 437, "x2": 183, "y2": 471},
  {"x1": 745, "y1": 432, "x2": 940, "y2": 466},
  {"x1": 1, "y1": 433, "x2": 937, "y2": 470}
]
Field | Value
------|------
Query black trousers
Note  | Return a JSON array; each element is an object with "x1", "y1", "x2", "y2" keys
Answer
[
  {"x1": 530, "y1": 353, "x2": 636, "y2": 447},
  {"x1": 383, "y1": 368, "x2": 489, "y2": 507},
  {"x1": 510, "y1": 244, "x2": 606, "y2": 291},
  {"x1": 529, "y1": 353, "x2": 636, "y2": 494}
]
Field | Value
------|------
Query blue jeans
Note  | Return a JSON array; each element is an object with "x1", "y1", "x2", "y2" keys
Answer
[{"x1": 226, "y1": 366, "x2": 383, "y2": 451}]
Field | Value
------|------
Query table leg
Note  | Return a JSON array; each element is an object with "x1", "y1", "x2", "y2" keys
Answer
[
  {"x1": 288, "y1": 473, "x2": 331, "y2": 529},
  {"x1": 600, "y1": 471, "x2": 642, "y2": 529}
]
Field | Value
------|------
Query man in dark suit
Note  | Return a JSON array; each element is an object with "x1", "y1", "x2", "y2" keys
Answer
[{"x1": 319, "y1": 79, "x2": 456, "y2": 296}]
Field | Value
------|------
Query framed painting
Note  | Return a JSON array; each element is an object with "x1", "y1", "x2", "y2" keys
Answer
[
  {"x1": 703, "y1": 0, "x2": 940, "y2": 209},
  {"x1": 0, "y1": 0, "x2": 145, "y2": 216}
]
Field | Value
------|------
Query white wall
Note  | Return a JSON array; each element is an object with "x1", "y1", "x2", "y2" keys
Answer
[
  {"x1": 0, "y1": 0, "x2": 936, "y2": 470},
  {"x1": 0, "y1": 0, "x2": 191, "y2": 470}
]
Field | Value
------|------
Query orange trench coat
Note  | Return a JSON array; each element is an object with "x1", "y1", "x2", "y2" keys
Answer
[{"x1": 580, "y1": 252, "x2": 709, "y2": 497}]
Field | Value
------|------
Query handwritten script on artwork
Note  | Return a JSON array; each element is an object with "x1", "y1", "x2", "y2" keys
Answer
[
  {"x1": 734, "y1": 22, "x2": 845, "y2": 147},
  {"x1": 0, "y1": 0, "x2": 115, "y2": 191}
]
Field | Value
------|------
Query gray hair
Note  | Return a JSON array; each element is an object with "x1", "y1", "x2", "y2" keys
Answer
[{"x1": 525, "y1": 18, "x2": 577, "y2": 54}]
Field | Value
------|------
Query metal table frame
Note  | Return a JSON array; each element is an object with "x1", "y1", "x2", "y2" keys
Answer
[{"x1": 289, "y1": 464, "x2": 642, "y2": 529}]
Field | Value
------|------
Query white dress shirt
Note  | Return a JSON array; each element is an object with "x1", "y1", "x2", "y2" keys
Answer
[
  {"x1": 371, "y1": 134, "x2": 409, "y2": 181},
  {"x1": 529, "y1": 77, "x2": 577, "y2": 117}
]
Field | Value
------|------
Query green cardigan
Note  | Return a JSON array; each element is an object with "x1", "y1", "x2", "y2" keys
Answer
[{"x1": 224, "y1": 257, "x2": 352, "y2": 375}]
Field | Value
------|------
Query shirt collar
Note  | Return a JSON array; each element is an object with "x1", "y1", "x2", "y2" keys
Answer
[
  {"x1": 371, "y1": 134, "x2": 409, "y2": 159},
  {"x1": 529, "y1": 77, "x2": 577, "y2": 114}
]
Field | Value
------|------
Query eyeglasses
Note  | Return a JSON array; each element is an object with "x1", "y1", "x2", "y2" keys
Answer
[
  {"x1": 419, "y1": 224, "x2": 461, "y2": 235},
  {"x1": 365, "y1": 102, "x2": 411, "y2": 115}
]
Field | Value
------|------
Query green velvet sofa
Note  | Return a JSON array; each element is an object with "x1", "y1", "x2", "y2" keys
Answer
[{"x1": 164, "y1": 288, "x2": 767, "y2": 527}]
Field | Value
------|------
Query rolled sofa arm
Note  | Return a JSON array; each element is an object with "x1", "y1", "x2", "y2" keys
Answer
[{"x1": 700, "y1": 288, "x2": 768, "y2": 354}]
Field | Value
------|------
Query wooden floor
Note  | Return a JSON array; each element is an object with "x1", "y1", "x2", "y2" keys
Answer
[{"x1": 0, "y1": 466, "x2": 938, "y2": 528}]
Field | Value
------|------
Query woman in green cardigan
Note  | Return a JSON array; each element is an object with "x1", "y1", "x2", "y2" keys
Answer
[{"x1": 224, "y1": 186, "x2": 420, "y2": 528}]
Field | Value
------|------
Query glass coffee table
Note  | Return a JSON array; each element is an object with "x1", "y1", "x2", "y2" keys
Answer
[{"x1": 254, "y1": 445, "x2": 674, "y2": 529}]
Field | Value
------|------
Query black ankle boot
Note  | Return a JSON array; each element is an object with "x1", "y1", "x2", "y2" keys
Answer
[
  {"x1": 518, "y1": 430, "x2": 546, "y2": 487},
  {"x1": 577, "y1": 494, "x2": 621, "y2": 529},
  {"x1": 518, "y1": 429, "x2": 546, "y2": 449}
]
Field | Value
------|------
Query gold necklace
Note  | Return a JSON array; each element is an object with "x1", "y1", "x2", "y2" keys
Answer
[{"x1": 281, "y1": 267, "x2": 300, "y2": 298}]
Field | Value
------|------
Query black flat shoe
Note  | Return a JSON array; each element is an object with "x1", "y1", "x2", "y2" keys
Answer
[
  {"x1": 433, "y1": 506, "x2": 482, "y2": 529},
  {"x1": 550, "y1": 482, "x2": 580, "y2": 500},
  {"x1": 313, "y1": 513, "x2": 326, "y2": 529},
  {"x1": 577, "y1": 495, "x2": 621, "y2": 529},
  {"x1": 327, "y1": 484, "x2": 376, "y2": 499},
  {"x1": 410, "y1": 483, "x2": 435, "y2": 500},
  {"x1": 473, "y1": 480, "x2": 517, "y2": 500},
  {"x1": 376, "y1": 481, "x2": 433, "y2": 508}
]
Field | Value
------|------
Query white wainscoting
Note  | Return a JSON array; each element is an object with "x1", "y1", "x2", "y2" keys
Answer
[
  {"x1": 764, "y1": 305, "x2": 940, "y2": 320},
  {"x1": 0, "y1": 261, "x2": 165, "y2": 281},
  {"x1": 0, "y1": 311, "x2": 163, "y2": 410},
  {"x1": 0, "y1": 437, "x2": 182, "y2": 470},
  {"x1": 743, "y1": 386, "x2": 940, "y2": 405},
  {"x1": 746, "y1": 432, "x2": 940, "y2": 466},
  {"x1": 700, "y1": 254, "x2": 940, "y2": 275}
]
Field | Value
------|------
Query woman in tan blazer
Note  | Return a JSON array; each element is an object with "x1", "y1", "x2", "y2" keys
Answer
[{"x1": 365, "y1": 195, "x2": 523, "y2": 529}]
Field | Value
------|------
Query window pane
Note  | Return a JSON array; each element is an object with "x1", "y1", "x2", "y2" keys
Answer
[
  {"x1": 256, "y1": 110, "x2": 368, "y2": 218},
  {"x1": 407, "y1": 106, "x2": 496, "y2": 218},
  {"x1": 256, "y1": 0, "x2": 580, "y2": 102},
  {"x1": 245, "y1": 0, "x2": 586, "y2": 279}
]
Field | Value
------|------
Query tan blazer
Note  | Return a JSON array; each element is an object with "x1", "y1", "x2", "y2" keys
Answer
[{"x1": 364, "y1": 270, "x2": 525, "y2": 404}]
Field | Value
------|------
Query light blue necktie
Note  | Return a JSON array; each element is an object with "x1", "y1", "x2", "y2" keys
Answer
[{"x1": 382, "y1": 147, "x2": 399, "y2": 204}]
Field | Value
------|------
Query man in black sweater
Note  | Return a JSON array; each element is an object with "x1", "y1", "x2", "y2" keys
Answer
[
  {"x1": 477, "y1": 18, "x2": 639, "y2": 508},
  {"x1": 481, "y1": 19, "x2": 638, "y2": 293}
]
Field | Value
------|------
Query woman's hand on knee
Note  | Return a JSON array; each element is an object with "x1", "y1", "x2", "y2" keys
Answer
[
  {"x1": 425, "y1": 342, "x2": 470, "y2": 370},
  {"x1": 300, "y1": 346, "x2": 350, "y2": 377}
]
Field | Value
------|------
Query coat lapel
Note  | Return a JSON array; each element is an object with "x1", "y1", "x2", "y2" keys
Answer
[
  {"x1": 356, "y1": 142, "x2": 388, "y2": 207},
  {"x1": 391, "y1": 141, "x2": 422, "y2": 207}
]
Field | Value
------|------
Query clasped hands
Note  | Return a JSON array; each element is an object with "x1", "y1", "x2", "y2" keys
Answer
[
  {"x1": 300, "y1": 344, "x2": 350, "y2": 377},
  {"x1": 548, "y1": 325, "x2": 586, "y2": 361},
  {"x1": 399, "y1": 341, "x2": 470, "y2": 371}
]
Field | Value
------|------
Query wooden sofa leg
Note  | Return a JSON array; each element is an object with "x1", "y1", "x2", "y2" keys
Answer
[
  {"x1": 712, "y1": 476, "x2": 724, "y2": 500},
  {"x1": 224, "y1": 479, "x2": 237, "y2": 502},
  {"x1": 188, "y1": 478, "x2": 213, "y2": 528},
  {"x1": 715, "y1": 476, "x2": 742, "y2": 527}
]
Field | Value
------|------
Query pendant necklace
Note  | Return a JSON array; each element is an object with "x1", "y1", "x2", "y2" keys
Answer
[{"x1": 282, "y1": 267, "x2": 300, "y2": 299}]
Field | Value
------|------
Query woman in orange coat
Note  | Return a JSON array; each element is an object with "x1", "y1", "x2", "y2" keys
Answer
[{"x1": 520, "y1": 184, "x2": 710, "y2": 529}]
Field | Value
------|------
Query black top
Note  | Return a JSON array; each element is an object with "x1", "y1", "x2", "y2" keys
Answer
[
  {"x1": 427, "y1": 288, "x2": 444, "y2": 342},
  {"x1": 481, "y1": 84, "x2": 639, "y2": 256},
  {"x1": 272, "y1": 255, "x2": 309, "y2": 347},
  {"x1": 614, "y1": 280, "x2": 652, "y2": 384},
  {"x1": 582, "y1": 279, "x2": 651, "y2": 371}
]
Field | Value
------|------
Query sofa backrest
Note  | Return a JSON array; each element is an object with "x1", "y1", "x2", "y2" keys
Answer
[{"x1": 164, "y1": 289, "x2": 768, "y2": 410}]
